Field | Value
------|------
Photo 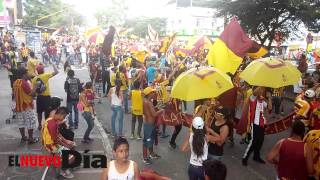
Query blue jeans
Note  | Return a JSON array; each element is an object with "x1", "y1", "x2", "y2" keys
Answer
[
  {"x1": 67, "y1": 100, "x2": 79, "y2": 126},
  {"x1": 111, "y1": 105, "x2": 124, "y2": 136},
  {"x1": 188, "y1": 164, "x2": 205, "y2": 180},
  {"x1": 82, "y1": 112, "x2": 94, "y2": 140},
  {"x1": 123, "y1": 90, "x2": 129, "y2": 113}
]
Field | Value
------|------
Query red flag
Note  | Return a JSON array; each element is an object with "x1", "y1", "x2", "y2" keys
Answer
[{"x1": 148, "y1": 24, "x2": 159, "y2": 42}]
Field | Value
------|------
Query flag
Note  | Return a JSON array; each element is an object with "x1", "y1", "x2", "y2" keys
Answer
[
  {"x1": 247, "y1": 41, "x2": 268, "y2": 59},
  {"x1": 84, "y1": 27, "x2": 102, "y2": 38},
  {"x1": 102, "y1": 26, "x2": 116, "y2": 58},
  {"x1": 148, "y1": 25, "x2": 159, "y2": 42},
  {"x1": 207, "y1": 18, "x2": 252, "y2": 74},
  {"x1": 159, "y1": 33, "x2": 177, "y2": 53}
]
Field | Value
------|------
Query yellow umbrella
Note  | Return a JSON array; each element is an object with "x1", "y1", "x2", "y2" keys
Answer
[
  {"x1": 239, "y1": 57, "x2": 302, "y2": 88},
  {"x1": 171, "y1": 66, "x2": 234, "y2": 101}
]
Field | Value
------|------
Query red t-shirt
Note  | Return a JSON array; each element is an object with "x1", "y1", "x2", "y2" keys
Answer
[{"x1": 47, "y1": 119, "x2": 58, "y2": 143}]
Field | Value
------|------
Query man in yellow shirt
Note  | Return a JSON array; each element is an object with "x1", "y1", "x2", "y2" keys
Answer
[
  {"x1": 32, "y1": 63, "x2": 58, "y2": 130},
  {"x1": 130, "y1": 80, "x2": 143, "y2": 139},
  {"x1": 27, "y1": 51, "x2": 40, "y2": 79},
  {"x1": 20, "y1": 43, "x2": 29, "y2": 63}
]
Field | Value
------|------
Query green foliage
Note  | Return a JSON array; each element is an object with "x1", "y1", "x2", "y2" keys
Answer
[
  {"x1": 23, "y1": 0, "x2": 85, "y2": 28},
  {"x1": 124, "y1": 17, "x2": 167, "y2": 38},
  {"x1": 94, "y1": 0, "x2": 129, "y2": 28},
  {"x1": 193, "y1": 0, "x2": 320, "y2": 48}
]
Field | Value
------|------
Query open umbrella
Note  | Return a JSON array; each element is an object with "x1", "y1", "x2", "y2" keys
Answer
[
  {"x1": 171, "y1": 66, "x2": 234, "y2": 101},
  {"x1": 239, "y1": 57, "x2": 302, "y2": 88}
]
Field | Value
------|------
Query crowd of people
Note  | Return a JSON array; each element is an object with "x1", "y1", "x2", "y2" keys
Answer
[{"x1": 1, "y1": 28, "x2": 320, "y2": 180}]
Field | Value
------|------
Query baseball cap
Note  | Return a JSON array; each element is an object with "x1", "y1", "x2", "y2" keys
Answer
[
  {"x1": 36, "y1": 64, "x2": 45, "y2": 74},
  {"x1": 305, "y1": 89, "x2": 315, "y2": 98},
  {"x1": 192, "y1": 117, "x2": 204, "y2": 130},
  {"x1": 143, "y1": 87, "x2": 156, "y2": 96}
]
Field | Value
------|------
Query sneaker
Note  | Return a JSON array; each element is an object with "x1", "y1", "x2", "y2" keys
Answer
[
  {"x1": 143, "y1": 158, "x2": 152, "y2": 165},
  {"x1": 20, "y1": 136, "x2": 28, "y2": 143},
  {"x1": 253, "y1": 157, "x2": 266, "y2": 164},
  {"x1": 242, "y1": 158, "x2": 248, "y2": 166},
  {"x1": 74, "y1": 125, "x2": 78, "y2": 129},
  {"x1": 69, "y1": 125, "x2": 74, "y2": 129},
  {"x1": 87, "y1": 137, "x2": 94, "y2": 142},
  {"x1": 130, "y1": 134, "x2": 135, "y2": 139},
  {"x1": 169, "y1": 142, "x2": 177, "y2": 149},
  {"x1": 149, "y1": 153, "x2": 161, "y2": 159},
  {"x1": 60, "y1": 169, "x2": 74, "y2": 179},
  {"x1": 136, "y1": 136, "x2": 142, "y2": 140}
]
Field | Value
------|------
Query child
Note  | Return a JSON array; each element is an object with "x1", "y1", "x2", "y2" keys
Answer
[
  {"x1": 79, "y1": 82, "x2": 96, "y2": 143},
  {"x1": 130, "y1": 80, "x2": 143, "y2": 139},
  {"x1": 181, "y1": 117, "x2": 208, "y2": 180},
  {"x1": 81, "y1": 82, "x2": 98, "y2": 116},
  {"x1": 100, "y1": 137, "x2": 140, "y2": 180}
]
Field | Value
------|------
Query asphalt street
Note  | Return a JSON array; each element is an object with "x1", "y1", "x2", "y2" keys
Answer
[{"x1": 0, "y1": 65, "x2": 294, "y2": 180}]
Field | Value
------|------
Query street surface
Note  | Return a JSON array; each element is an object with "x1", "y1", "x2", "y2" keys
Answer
[{"x1": 0, "y1": 65, "x2": 294, "y2": 180}]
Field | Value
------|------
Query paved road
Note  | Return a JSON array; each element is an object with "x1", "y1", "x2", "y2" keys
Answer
[{"x1": 0, "y1": 65, "x2": 295, "y2": 180}]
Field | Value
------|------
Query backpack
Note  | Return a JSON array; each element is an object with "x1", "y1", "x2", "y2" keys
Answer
[
  {"x1": 67, "y1": 78, "x2": 80, "y2": 99},
  {"x1": 35, "y1": 78, "x2": 46, "y2": 94}
]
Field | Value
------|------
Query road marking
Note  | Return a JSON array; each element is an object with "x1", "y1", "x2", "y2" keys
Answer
[
  {"x1": 94, "y1": 117, "x2": 113, "y2": 158},
  {"x1": 231, "y1": 156, "x2": 267, "y2": 180}
]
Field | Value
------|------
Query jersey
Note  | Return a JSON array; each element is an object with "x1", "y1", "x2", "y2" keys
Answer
[{"x1": 303, "y1": 130, "x2": 320, "y2": 179}]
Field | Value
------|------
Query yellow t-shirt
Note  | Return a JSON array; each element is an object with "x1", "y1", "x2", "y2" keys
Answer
[
  {"x1": 295, "y1": 97, "x2": 311, "y2": 118},
  {"x1": 21, "y1": 47, "x2": 29, "y2": 57},
  {"x1": 111, "y1": 72, "x2": 128, "y2": 90},
  {"x1": 131, "y1": 90, "x2": 143, "y2": 115},
  {"x1": 32, "y1": 72, "x2": 54, "y2": 96},
  {"x1": 157, "y1": 79, "x2": 170, "y2": 104},
  {"x1": 303, "y1": 130, "x2": 320, "y2": 179},
  {"x1": 27, "y1": 58, "x2": 39, "y2": 77}
]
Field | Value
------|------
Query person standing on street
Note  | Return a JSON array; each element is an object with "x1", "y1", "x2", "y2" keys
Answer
[
  {"x1": 32, "y1": 63, "x2": 58, "y2": 130},
  {"x1": 26, "y1": 51, "x2": 40, "y2": 79},
  {"x1": 108, "y1": 79, "x2": 124, "y2": 137},
  {"x1": 142, "y1": 87, "x2": 163, "y2": 165},
  {"x1": 242, "y1": 87, "x2": 272, "y2": 166},
  {"x1": 64, "y1": 69, "x2": 81, "y2": 129},
  {"x1": 13, "y1": 67, "x2": 38, "y2": 144},
  {"x1": 181, "y1": 117, "x2": 208, "y2": 180},
  {"x1": 267, "y1": 120, "x2": 314, "y2": 180},
  {"x1": 130, "y1": 80, "x2": 143, "y2": 140},
  {"x1": 19, "y1": 43, "x2": 29, "y2": 63}
]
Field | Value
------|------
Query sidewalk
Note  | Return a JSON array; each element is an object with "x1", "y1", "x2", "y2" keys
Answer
[{"x1": 0, "y1": 67, "x2": 110, "y2": 180}]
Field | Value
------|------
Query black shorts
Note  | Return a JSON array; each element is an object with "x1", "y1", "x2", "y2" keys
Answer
[{"x1": 36, "y1": 95, "x2": 51, "y2": 117}]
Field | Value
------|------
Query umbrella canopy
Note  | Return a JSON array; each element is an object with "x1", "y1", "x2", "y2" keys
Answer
[
  {"x1": 129, "y1": 44, "x2": 151, "y2": 63},
  {"x1": 171, "y1": 66, "x2": 234, "y2": 101},
  {"x1": 240, "y1": 57, "x2": 302, "y2": 88}
]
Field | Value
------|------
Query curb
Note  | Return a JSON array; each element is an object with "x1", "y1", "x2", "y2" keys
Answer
[{"x1": 94, "y1": 116, "x2": 112, "y2": 158}]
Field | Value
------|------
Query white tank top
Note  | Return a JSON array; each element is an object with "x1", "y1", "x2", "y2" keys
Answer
[
  {"x1": 108, "y1": 160, "x2": 135, "y2": 180},
  {"x1": 111, "y1": 87, "x2": 122, "y2": 106}
]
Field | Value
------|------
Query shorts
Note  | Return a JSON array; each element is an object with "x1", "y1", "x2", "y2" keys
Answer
[
  {"x1": 16, "y1": 110, "x2": 37, "y2": 129},
  {"x1": 143, "y1": 123, "x2": 156, "y2": 148},
  {"x1": 36, "y1": 95, "x2": 51, "y2": 116}
]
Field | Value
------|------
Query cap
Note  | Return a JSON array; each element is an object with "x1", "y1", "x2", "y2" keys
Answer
[
  {"x1": 192, "y1": 117, "x2": 204, "y2": 130},
  {"x1": 143, "y1": 87, "x2": 156, "y2": 96},
  {"x1": 305, "y1": 89, "x2": 315, "y2": 98},
  {"x1": 36, "y1": 64, "x2": 45, "y2": 74}
]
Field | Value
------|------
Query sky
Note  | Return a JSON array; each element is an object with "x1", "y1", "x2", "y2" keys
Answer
[{"x1": 66, "y1": 0, "x2": 173, "y2": 26}]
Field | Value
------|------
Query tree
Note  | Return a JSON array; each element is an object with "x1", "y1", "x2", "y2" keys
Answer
[
  {"x1": 124, "y1": 17, "x2": 167, "y2": 38},
  {"x1": 94, "y1": 0, "x2": 129, "y2": 28},
  {"x1": 192, "y1": 0, "x2": 320, "y2": 49},
  {"x1": 23, "y1": 0, "x2": 84, "y2": 28}
]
